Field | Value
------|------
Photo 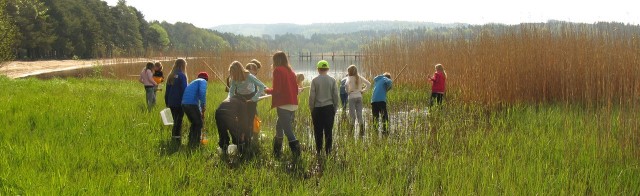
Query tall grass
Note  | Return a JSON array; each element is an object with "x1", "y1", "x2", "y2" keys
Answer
[
  {"x1": 363, "y1": 22, "x2": 640, "y2": 106},
  {"x1": 0, "y1": 76, "x2": 638, "y2": 194},
  {"x1": 362, "y1": 22, "x2": 640, "y2": 159}
]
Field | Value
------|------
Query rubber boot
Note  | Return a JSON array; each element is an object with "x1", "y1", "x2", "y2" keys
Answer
[
  {"x1": 238, "y1": 142, "x2": 246, "y2": 154},
  {"x1": 273, "y1": 137, "x2": 283, "y2": 158},
  {"x1": 359, "y1": 124, "x2": 366, "y2": 136},
  {"x1": 289, "y1": 140, "x2": 301, "y2": 158},
  {"x1": 218, "y1": 144, "x2": 228, "y2": 155}
]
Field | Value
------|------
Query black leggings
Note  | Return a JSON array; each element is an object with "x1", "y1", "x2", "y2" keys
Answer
[
  {"x1": 312, "y1": 105, "x2": 336, "y2": 154},
  {"x1": 216, "y1": 110, "x2": 241, "y2": 149},
  {"x1": 170, "y1": 106, "x2": 184, "y2": 139},
  {"x1": 429, "y1": 93, "x2": 444, "y2": 106},
  {"x1": 182, "y1": 104, "x2": 202, "y2": 146},
  {"x1": 371, "y1": 101, "x2": 389, "y2": 132}
]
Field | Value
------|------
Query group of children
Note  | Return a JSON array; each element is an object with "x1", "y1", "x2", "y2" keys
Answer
[
  {"x1": 144, "y1": 52, "x2": 447, "y2": 159},
  {"x1": 139, "y1": 62, "x2": 166, "y2": 110}
]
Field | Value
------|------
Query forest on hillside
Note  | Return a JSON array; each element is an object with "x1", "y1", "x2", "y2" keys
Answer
[
  {"x1": 0, "y1": 0, "x2": 467, "y2": 62},
  {"x1": 211, "y1": 21, "x2": 467, "y2": 37},
  {"x1": 1, "y1": 0, "x2": 639, "y2": 63}
]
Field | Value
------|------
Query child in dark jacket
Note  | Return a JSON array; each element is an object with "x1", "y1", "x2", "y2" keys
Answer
[
  {"x1": 164, "y1": 59, "x2": 188, "y2": 143},
  {"x1": 371, "y1": 72, "x2": 392, "y2": 134},
  {"x1": 215, "y1": 96, "x2": 246, "y2": 154}
]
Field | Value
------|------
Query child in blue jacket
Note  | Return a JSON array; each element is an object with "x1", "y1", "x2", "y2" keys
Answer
[
  {"x1": 371, "y1": 72, "x2": 392, "y2": 134},
  {"x1": 182, "y1": 72, "x2": 208, "y2": 147}
]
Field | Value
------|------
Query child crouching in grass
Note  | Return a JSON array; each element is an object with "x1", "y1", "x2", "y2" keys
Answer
[
  {"x1": 309, "y1": 60, "x2": 340, "y2": 156},
  {"x1": 215, "y1": 96, "x2": 246, "y2": 154}
]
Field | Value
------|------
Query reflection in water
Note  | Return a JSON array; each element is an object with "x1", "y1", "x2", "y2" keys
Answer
[{"x1": 29, "y1": 57, "x2": 363, "y2": 81}]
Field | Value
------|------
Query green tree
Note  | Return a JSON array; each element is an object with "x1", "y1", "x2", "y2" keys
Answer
[
  {"x1": 0, "y1": 0, "x2": 16, "y2": 62},
  {"x1": 111, "y1": 0, "x2": 143, "y2": 56},
  {"x1": 147, "y1": 22, "x2": 170, "y2": 55},
  {"x1": 5, "y1": 0, "x2": 56, "y2": 59}
]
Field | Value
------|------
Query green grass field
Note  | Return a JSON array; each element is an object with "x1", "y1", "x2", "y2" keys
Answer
[{"x1": 1, "y1": 76, "x2": 638, "y2": 194}]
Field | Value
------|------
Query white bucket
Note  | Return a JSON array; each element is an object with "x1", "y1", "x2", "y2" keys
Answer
[
  {"x1": 160, "y1": 108, "x2": 174, "y2": 125},
  {"x1": 227, "y1": 144, "x2": 238, "y2": 155}
]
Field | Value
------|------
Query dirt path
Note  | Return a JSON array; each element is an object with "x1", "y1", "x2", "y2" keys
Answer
[{"x1": 0, "y1": 58, "x2": 163, "y2": 79}]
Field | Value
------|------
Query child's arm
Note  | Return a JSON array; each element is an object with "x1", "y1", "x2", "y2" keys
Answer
[
  {"x1": 361, "y1": 76, "x2": 371, "y2": 92},
  {"x1": 228, "y1": 80, "x2": 236, "y2": 99},
  {"x1": 198, "y1": 80, "x2": 207, "y2": 112},
  {"x1": 428, "y1": 73, "x2": 437, "y2": 82},
  {"x1": 148, "y1": 70, "x2": 158, "y2": 86},
  {"x1": 249, "y1": 75, "x2": 267, "y2": 102}
]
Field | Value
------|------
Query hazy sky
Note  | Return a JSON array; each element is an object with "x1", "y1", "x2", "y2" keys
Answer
[{"x1": 104, "y1": 0, "x2": 639, "y2": 28}]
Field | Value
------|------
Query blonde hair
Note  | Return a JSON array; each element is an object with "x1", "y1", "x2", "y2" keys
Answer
[
  {"x1": 272, "y1": 51, "x2": 291, "y2": 70},
  {"x1": 167, "y1": 58, "x2": 187, "y2": 85},
  {"x1": 229, "y1": 61, "x2": 249, "y2": 82},
  {"x1": 296, "y1": 73, "x2": 304, "y2": 85},
  {"x1": 347, "y1": 65, "x2": 359, "y2": 85},
  {"x1": 250, "y1": 59, "x2": 262, "y2": 69},
  {"x1": 383, "y1": 72, "x2": 391, "y2": 79},
  {"x1": 435, "y1": 64, "x2": 447, "y2": 78}
]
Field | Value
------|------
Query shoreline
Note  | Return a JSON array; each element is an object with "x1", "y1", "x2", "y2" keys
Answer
[{"x1": 0, "y1": 57, "x2": 178, "y2": 79}]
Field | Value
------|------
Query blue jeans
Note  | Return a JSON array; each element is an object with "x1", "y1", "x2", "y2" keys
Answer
[
  {"x1": 340, "y1": 93, "x2": 348, "y2": 110},
  {"x1": 276, "y1": 108, "x2": 297, "y2": 142},
  {"x1": 144, "y1": 86, "x2": 156, "y2": 109}
]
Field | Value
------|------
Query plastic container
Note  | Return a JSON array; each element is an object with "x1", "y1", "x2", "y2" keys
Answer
[
  {"x1": 160, "y1": 108, "x2": 173, "y2": 125},
  {"x1": 227, "y1": 144, "x2": 238, "y2": 155}
]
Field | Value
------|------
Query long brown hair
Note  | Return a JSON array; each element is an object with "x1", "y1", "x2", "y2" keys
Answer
[
  {"x1": 145, "y1": 62, "x2": 155, "y2": 70},
  {"x1": 272, "y1": 51, "x2": 292, "y2": 71},
  {"x1": 167, "y1": 58, "x2": 187, "y2": 85},
  {"x1": 347, "y1": 65, "x2": 359, "y2": 85},
  {"x1": 229, "y1": 61, "x2": 249, "y2": 82}
]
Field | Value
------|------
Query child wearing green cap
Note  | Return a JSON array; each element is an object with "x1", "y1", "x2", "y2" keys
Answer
[{"x1": 309, "y1": 60, "x2": 340, "y2": 156}]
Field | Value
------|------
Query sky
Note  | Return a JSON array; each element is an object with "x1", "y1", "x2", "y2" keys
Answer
[{"x1": 104, "y1": 0, "x2": 639, "y2": 28}]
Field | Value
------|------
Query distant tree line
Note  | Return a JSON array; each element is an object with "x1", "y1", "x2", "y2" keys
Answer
[
  {"x1": 1, "y1": 0, "x2": 239, "y2": 60},
  {"x1": 0, "y1": 0, "x2": 425, "y2": 61},
  {"x1": 3, "y1": 0, "x2": 636, "y2": 63}
]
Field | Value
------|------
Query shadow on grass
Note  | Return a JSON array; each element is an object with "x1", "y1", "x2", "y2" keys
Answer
[{"x1": 158, "y1": 139, "x2": 182, "y2": 156}]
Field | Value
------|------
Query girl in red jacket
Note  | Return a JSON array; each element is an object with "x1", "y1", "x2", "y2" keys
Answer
[
  {"x1": 428, "y1": 64, "x2": 447, "y2": 106},
  {"x1": 264, "y1": 51, "x2": 301, "y2": 158}
]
